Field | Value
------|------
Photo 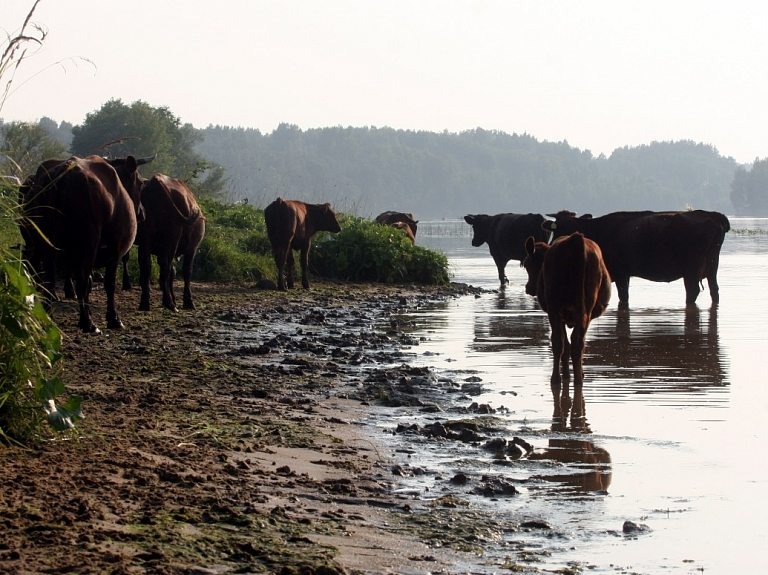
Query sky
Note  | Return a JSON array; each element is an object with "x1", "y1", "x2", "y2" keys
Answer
[{"x1": 2, "y1": 0, "x2": 767, "y2": 164}]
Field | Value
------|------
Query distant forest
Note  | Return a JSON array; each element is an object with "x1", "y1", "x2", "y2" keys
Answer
[
  {"x1": 2, "y1": 113, "x2": 747, "y2": 218},
  {"x1": 195, "y1": 124, "x2": 739, "y2": 219}
]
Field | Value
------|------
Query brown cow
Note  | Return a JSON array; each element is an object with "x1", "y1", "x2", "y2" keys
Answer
[
  {"x1": 375, "y1": 211, "x2": 418, "y2": 244},
  {"x1": 523, "y1": 232, "x2": 611, "y2": 415},
  {"x1": 545, "y1": 209, "x2": 730, "y2": 306},
  {"x1": 21, "y1": 156, "x2": 144, "y2": 333},
  {"x1": 123, "y1": 174, "x2": 205, "y2": 312},
  {"x1": 264, "y1": 197, "x2": 342, "y2": 290}
]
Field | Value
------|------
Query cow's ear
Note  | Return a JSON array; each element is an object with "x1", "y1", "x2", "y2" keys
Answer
[
  {"x1": 542, "y1": 220, "x2": 554, "y2": 231},
  {"x1": 525, "y1": 236, "x2": 536, "y2": 257},
  {"x1": 126, "y1": 155, "x2": 138, "y2": 173},
  {"x1": 464, "y1": 215, "x2": 475, "y2": 225}
]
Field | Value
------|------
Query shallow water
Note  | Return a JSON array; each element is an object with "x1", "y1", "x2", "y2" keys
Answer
[{"x1": 379, "y1": 217, "x2": 768, "y2": 573}]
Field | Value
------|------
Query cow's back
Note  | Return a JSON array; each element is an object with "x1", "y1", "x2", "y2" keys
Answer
[
  {"x1": 548, "y1": 210, "x2": 728, "y2": 284},
  {"x1": 541, "y1": 233, "x2": 610, "y2": 327},
  {"x1": 492, "y1": 213, "x2": 548, "y2": 262},
  {"x1": 265, "y1": 197, "x2": 302, "y2": 244}
]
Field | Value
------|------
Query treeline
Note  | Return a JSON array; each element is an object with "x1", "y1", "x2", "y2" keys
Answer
[
  {"x1": 2, "y1": 106, "x2": 755, "y2": 218},
  {"x1": 196, "y1": 124, "x2": 740, "y2": 218}
]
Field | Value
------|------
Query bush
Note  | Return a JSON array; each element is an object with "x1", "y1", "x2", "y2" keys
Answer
[
  {"x1": 0, "y1": 194, "x2": 82, "y2": 445},
  {"x1": 312, "y1": 216, "x2": 449, "y2": 285},
  {"x1": 193, "y1": 198, "x2": 274, "y2": 282}
]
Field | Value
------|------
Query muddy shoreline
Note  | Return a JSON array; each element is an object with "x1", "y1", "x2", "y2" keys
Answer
[{"x1": 0, "y1": 280, "x2": 574, "y2": 575}]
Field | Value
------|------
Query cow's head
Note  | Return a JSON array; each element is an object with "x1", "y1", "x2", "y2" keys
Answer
[
  {"x1": 543, "y1": 210, "x2": 591, "y2": 239},
  {"x1": 107, "y1": 155, "x2": 148, "y2": 220},
  {"x1": 522, "y1": 236, "x2": 550, "y2": 297},
  {"x1": 322, "y1": 203, "x2": 342, "y2": 233},
  {"x1": 464, "y1": 214, "x2": 488, "y2": 247}
]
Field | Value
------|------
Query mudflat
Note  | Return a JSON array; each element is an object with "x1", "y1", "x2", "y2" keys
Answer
[{"x1": 1, "y1": 280, "x2": 501, "y2": 575}]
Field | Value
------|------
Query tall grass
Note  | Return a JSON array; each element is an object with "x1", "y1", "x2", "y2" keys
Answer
[{"x1": 0, "y1": 186, "x2": 82, "y2": 445}]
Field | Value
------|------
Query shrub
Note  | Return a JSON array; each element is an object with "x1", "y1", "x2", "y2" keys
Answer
[
  {"x1": 312, "y1": 216, "x2": 449, "y2": 285},
  {"x1": 0, "y1": 194, "x2": 82, "y2": 445}
]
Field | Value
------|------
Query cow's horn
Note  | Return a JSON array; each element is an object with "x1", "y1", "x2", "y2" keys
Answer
[{"x1": 137, "y1": 154, "x2": 157, "y2": 165}]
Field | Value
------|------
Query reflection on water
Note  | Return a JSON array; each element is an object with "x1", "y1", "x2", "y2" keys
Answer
[
  {"x1": 471, "y1": 290, "x2": 550, "y2": 353},
  {"x1": 588, "y1": 304, "x2": 728, "y2": 402},
  {"x1": 404, "y1": 223, "x2": 768, "y2": 573}
]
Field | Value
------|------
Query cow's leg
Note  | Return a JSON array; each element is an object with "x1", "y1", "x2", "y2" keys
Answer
[
  {"x1": 182, "y1": 251, "x2": 196, "y2": 310},
  {"x1": 64, "y1": 273, "x2": 75, "y2": 299},
  {"x1": 121, "y1": 252, "x2": 131, "y2": 290},
  {"x1": 104, "y1": 258, "x2": 124, "y2": 330},
  {"x1": 299, "y1": 245, "x2": 311, "y2": 289},
  {"x1": 75, "y1": 269, "x2": 98, "y2": 334},
  {"x1": 138, "y1": 244, "x2": 152, "y2": 311},
  {"x1": 286, "y1": 250, "x2": 297, "y2": 289},
  {"x1": 272, "y1": 247, "x2": 288, "y2": 291},
  {"x1": 570, "y1": 386, "x2": 587, "y2": 430},
  {"x1": 496, "y1": 262, "x2": 508, "y2": 286},
  {"x1": 570, "y1": 325, "x2": 587, "y2": 391},
  {"x1": 706, "y1": 260, "x2": 720, "y2": 305},
  {"x1": 683, "y1": 275, "x2": 701, "y2": 305},
  {"x1": 549, "y1": 318, "x2": 566, "y2": 418},
  {"x1": 168, "y1": 262, "x2": 178, "y2": 311},
  {"x1": 158, "y1": 254, "x2": 177, "y2": 312},
  {"x1": 615, "y1": 276, "x2": 630, "y2": 309}
]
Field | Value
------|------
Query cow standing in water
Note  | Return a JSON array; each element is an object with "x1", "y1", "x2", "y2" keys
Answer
[
  {"x1": 464, "y1": 213, "x2": 549, "y2": 286},
  {"x1": 21, "y1": 156, "x2": 145, "y2": 333},
  {"x1": 264, "y1": 198, "x2": 342, "y2": 290},
  {"x1": 545, "y1": 210, "x2": 730, "y2": 306},
  {"x1": 375, "y1": 211, "x2": 418, "y2": 244},
  {"x1": 523, "y1": 232, "x2": 611, "y2": 418}
]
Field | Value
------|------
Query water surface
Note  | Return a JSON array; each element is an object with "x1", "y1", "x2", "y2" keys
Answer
[{"x1": 380, "y1": 217, "x2": 768, "y2": 573}]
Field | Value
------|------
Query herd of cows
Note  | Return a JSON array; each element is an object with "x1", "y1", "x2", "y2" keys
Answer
[{"x1": 15, "y1": 153, "x2": 731, "y2": 407}]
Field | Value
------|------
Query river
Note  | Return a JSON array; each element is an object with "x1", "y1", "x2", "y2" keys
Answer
[{"x1": 373, "y1": 217, "x2": 768, "y2": 574}]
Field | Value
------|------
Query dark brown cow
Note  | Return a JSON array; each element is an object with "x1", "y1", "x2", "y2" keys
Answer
[
  {"x1": 464, "y1": 213, "x2": 549, "y2": 286},
  {"x1": 544, "y1": 210, "x2": 730, "y2": 306},
  {"x1": 21, "y1": 156, "x2": 144, "y2": 333},
  {"x1": 389, "y1": 221, "x2": 416, "y2": 244},
  {"x1": 375, "y1": 211, "x2": 418, "y2": 243},
  {"x1": 523, "y1": 233, "x2": 611, "y2": 415},
  {"x1": 123, "y1": 174, "x2": 205, "y2": 312},
  {"x1": 264, "y1": 197, "x2": 342, "y2": 290}
]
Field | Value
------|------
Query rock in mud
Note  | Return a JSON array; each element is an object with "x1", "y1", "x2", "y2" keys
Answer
[{"x1": 623, "y1": 520, "x2": 652, "y2": 534}]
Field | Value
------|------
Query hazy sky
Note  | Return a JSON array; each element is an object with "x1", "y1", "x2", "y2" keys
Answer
[{"x1": 2, "y1": 1, "x2": 767, "y2": 163}]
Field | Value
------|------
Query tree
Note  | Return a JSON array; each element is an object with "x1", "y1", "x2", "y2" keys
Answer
[
  {"x1": 70, "y1": 99, "x2": 206, "y2": 183},
  {"x1": 0, "y1": 120, "x2": 67, "y2": 179},
  {"x1": 730, "y1": 158, "x2": 768, "y2": 216}
]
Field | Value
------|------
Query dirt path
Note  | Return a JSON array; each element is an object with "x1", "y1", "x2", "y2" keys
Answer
[{"x1": 1, "y1": 280, "x2": 497, "y2": 575}]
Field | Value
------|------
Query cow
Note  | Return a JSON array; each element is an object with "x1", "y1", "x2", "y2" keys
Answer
[
  {"x1": 264, "y1": 197, "x2": 342, "y2": 290},
  {"x1": 121, "y1": 174, "x2": 205, "y2": 312},
  {"x1": 21, "y1": 155, "x2": 145, "y2": 333},
  {"x1": 523, "y1": 232, "x2": 611, "y2": 417},
  {"x1": 375, "y1": 211, "x2": 418, "y2": 244},
  {"x1": 464, "y1": 213, "x2": 549, "y2": 286},
  {"x1": 544, "y1": 210, "x2": 730, "y2": 306}
]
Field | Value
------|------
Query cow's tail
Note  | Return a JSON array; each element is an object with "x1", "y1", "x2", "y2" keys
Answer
[{"x1": 570, "y1": 232, "x2": 588, "y2": 327}]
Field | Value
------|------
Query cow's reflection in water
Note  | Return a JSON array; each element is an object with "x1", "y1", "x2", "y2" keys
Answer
[{"x1": 529, "y1": 388, "x2": 612, "y2": 493}]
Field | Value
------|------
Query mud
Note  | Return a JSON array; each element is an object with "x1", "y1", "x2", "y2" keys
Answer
[{"x1": 3, "y1": 278, "x2": 597, "y2": 574}]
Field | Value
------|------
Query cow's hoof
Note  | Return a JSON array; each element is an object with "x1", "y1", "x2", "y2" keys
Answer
[
  {"x1": 163, "y1": 304, "x2": 179, "y2": 313},
  {"x1": 183, "y1": 301, "x2": 196, "y2": 310},
  {"x1": 79, "y1": 321, "x2": 100, "y2": 334}
]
